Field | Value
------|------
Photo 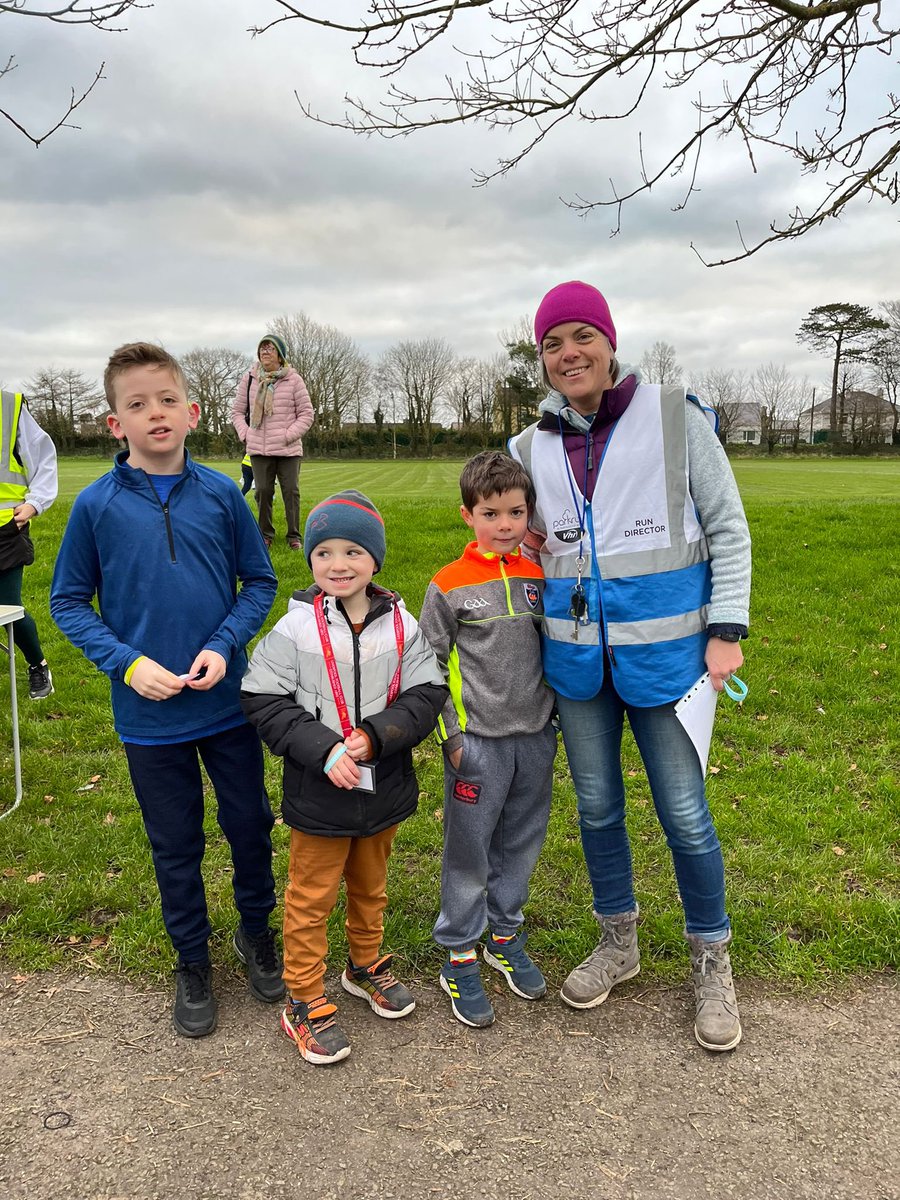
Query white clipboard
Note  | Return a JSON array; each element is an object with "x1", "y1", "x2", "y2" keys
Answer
[{"x1": 674, "y1": 672, "x2": 718, "y2": 776}]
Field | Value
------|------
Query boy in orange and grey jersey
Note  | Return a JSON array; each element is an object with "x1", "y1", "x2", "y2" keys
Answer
[{"x1": 418, "y1": 451, "x2": 557, "y2": 1028}]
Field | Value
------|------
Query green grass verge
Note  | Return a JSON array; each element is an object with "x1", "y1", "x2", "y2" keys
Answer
[{"x1": 1, "y1": 457, "x2": 898, "y2": 986}]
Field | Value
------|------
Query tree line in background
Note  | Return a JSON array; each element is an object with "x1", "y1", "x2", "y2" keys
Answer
[{"x1": 14, "y1": 301, "x2": 900, "y2": 457}]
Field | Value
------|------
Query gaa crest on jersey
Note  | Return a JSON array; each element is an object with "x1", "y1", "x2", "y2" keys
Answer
[{"x1": 523, "y1": 582, "x2": 540, "y2": 609}]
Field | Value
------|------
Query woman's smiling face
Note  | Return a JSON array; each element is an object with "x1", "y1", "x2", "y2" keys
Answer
[{"x1": 541, "y1": 322, "x2": 615, "y2": 414}]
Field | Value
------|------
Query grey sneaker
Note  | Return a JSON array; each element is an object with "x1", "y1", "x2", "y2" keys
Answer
[
  {"x1": 28, "y1": 662, "x2": 54, "y2": 700},
  {"x1": 687, "y1": 932, "x2": 742, "y2": 1052},
  {"x1": 560, "y1": 908, "x2": 640, "y2": 1009}
]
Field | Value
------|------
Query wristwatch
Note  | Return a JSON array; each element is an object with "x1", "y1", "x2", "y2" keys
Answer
[{"x1": 707, "y1": 623, "x2": 747, "y2": 643}]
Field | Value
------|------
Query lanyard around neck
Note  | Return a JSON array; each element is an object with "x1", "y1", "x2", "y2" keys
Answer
[
  {"x1": 558, "y1": 411, "x2": 592, "y2": 561},
  {"x1": 313, "y1": 592, "x2": 405, "y2": 739}
]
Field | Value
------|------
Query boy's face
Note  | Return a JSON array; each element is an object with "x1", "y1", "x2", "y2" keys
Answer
[
  {"x1": 310, "y1": 538, "x2": 377, "y2": 604},
  {"x1": 462, "y1": 488, "x2": 529, "y2": 556},
  {"x1": 107, "y1": 365, "x2": 199, "y2": 474}
]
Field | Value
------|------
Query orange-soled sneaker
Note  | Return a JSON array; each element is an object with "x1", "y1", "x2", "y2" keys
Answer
[
  {"x1": 341, "y1": 953, "x2": 416, "y2": 1019},
  {"x1": 280, "y1": 996, "x2": 351, "y2": 1065}
]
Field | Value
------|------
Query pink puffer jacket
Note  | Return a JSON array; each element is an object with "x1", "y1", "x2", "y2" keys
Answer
[{"x1": 232, "y1": 366, "x2": 314, "y2": 458}]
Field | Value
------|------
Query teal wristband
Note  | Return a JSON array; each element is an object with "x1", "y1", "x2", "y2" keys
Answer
[
  {"x1": 324, "y1": 745, "x2": 348, "y2": 774},
  {"x1": 722, "y1": 674, "x2": 748, "y2": 702}
]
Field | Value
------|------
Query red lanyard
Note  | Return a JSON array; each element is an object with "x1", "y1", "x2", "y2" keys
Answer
[{"x1": 313, "y1": 593, "x2": 405, "y2": 739}]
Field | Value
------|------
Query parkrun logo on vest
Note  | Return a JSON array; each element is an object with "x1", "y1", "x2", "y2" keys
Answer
[
  {"x1": 624, "y1": 516, "x2": 667, "y2": 538},
  {"x1": 552, "y1": 507, "x2": 582, "y2": 544}
]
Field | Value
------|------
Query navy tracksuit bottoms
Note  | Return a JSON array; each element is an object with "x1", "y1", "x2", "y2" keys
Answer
[{"x1": 124, "y1": 722, "x2": 276, "y2": 962}]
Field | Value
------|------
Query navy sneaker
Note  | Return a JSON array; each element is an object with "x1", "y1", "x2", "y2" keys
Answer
[
  {"x1": 483, "y1": 929, "x2": 546, "y2": 999},
  {"x1": 439, "y1": 958, "x2": 494, "y2": 1028}
]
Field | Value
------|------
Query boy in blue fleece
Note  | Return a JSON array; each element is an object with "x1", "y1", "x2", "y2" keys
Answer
[{"x1": 51, "y1": 342, "x2": 281, "y2": 1038}]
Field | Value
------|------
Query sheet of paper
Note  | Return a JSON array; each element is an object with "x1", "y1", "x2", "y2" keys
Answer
[{"x1": 674, "y1": 672, "x2": 719, "y2": 776}]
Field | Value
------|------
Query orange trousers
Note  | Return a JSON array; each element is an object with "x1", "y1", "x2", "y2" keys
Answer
[{"x1": 282, "y1": 824, "x2": 399, "y2": 1002}]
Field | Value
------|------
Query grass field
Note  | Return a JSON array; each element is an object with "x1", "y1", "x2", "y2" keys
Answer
[{"x1": 1, "y1": 456, "x2": 898, "y2": 987}]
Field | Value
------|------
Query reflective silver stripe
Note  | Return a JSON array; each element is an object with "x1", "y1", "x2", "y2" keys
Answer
[
  {"x1": 540, "y1": 541, "x2": 708, "y2": 580},
  {"x1": 508, "y1": 424, "x2": 536, "y2": 477},
  {"x1": 542, "y1": 552, "x2": 591, "y2": 579},
  {"x1": 600, "y1": 539, "x2": 709, "y2": 579},
  {"x1": 607, "y1": 607, "x2": 709, "y2": 646},
  {"x1": 545, "y1": 615, "x2": 601, "y2": 644}
]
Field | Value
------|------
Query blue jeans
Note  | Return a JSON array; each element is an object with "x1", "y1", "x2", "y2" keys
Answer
[
  {"x1": 124, "y1": 722, "x2": 276, "y2": 961},
  {"x1": 556, "y1": 672, "x2": 729, "y2": 939}
]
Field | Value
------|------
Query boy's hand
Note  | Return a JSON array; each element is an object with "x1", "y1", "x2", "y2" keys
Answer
[
  {"x1": 705, "y1": 637, "x2": 744, "y2": 692},
  {"x1": 12, "y1": 503, "x2": 37, "y2": 527},
  {"x1": 184, "y1": 649, "x2": 227, "y2": 690},
  {"x1": 128, "y1": 657, "x2": 185, "y2": 701},
  {"x1": 344, "y1": 728, "x2": 374, "y2": 761},
  {"x1": 326, "y1": 744, "x2": 362, "y2": 790},
  {"x1": 448, "y1": 746, "x2": 463, "y2": 770}
]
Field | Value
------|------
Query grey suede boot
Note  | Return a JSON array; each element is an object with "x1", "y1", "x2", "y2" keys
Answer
[
  {"x1": 686, "y1": 932, "x2": 742, "y2": 1052},
  {"x1": 560, "y1": 908, "x2": 640, "y2": 1009}
]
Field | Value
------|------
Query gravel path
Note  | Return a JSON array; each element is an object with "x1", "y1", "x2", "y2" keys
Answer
[{"x1": 1, "y1": 969, "x2": 897, "y2": 1200}]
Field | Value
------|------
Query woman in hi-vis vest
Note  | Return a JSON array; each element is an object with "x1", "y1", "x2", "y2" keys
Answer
[
  {"x1": 508, "y1": 282, "x2": 751, "y2": 1052},
  {"x1": 0, "y1": 391, "x2": 57, "y2": 700}
]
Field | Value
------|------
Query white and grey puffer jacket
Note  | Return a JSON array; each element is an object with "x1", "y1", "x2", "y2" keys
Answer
[{"x1": 241, "y1": 585, "x2": 447, "y2": 837}]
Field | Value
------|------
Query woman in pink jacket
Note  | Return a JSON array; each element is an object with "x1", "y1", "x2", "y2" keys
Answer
[{"x1": 233, "y1": 334, "x2": 315, "y2": 550}]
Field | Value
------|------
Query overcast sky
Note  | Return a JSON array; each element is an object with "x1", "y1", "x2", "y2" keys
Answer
[{"x1": 2, "y1": 1, "x2": 897, "y2": 400}]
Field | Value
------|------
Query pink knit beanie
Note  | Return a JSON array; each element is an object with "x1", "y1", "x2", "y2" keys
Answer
[{"x1": 534, "y1": 281, "x2": 617, "y2": 351}]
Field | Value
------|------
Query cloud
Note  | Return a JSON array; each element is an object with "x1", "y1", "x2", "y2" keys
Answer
[{"x1": 1, "y1": 0, "x2": 897, "y2": 400}]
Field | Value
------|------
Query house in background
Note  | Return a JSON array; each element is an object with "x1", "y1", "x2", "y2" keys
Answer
[
  {"x1": 725, "y1": 402, "x2": 762, "y2": 445},
  {"x1": 797, "y1": 391, "x2": 895, "y2": 446}
]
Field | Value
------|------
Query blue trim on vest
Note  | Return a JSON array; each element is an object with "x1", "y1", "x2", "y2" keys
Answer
[
  {"x1": 542, "y1": 633, "x2": 604, "y2": 701},
  {"x1": 603, "y1": 561, "x2": 712, "y2": 623},
  {"x1": 543, "y1": 575, "x2": 601, "y2": 625},
  {"x1": 611, "y1": 633, "x2": 708, "y2": 706}
]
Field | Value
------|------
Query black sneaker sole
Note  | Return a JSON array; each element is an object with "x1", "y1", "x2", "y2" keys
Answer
[{"x1": 173, "y1": 1007, "x2": 218, "y2": 1038}]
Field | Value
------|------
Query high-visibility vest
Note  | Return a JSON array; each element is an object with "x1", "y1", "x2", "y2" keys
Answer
[
  {"x1": 509, "y1": 385, "x2": 713, "y2": 706},
  {"x1": 0, "y1": 390, "x2": 28, "y2": 529}
]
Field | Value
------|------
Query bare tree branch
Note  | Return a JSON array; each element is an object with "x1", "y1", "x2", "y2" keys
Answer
[
  {"x1": 0, "y1": 1, "x2": 142, "y2": 21},
  {"x1": 267, "y1": 1, "x2": 898, "y2": 263},
  {"x1": 1, "y1": 1, "x2": 148, "y2": 143}
]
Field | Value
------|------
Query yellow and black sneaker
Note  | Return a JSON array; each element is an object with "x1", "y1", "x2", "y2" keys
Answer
[
  {"x1": 280, "y1": 996, "x2": 351, "y2": 1065},
  {"x1": 341, "y1": 953, "x2": 416, "y2": 1019}
]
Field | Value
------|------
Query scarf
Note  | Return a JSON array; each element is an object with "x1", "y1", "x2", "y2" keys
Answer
[
  {"x1": 250, "y1": 364, "x2": 289, "y2": 430},
  {"x1": 537, "y1": 365, "x2": 641, "y2": 432}
]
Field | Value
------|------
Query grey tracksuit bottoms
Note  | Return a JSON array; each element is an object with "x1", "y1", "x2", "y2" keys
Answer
[{"x1": 433, "y1": 723, "x2": 557, "y2": 954}]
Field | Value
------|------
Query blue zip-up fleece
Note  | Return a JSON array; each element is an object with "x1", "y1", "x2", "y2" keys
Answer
[{"x1": 51, "y1": 450, "x2": 277, "y2": 742}]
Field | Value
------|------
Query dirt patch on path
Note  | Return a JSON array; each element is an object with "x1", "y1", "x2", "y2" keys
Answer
[{"x1": 1, "y1": 970, "x2": 896, "y2": 1200}]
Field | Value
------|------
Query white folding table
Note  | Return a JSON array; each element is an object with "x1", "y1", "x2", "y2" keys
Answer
[{"x1": 0, "y1": 603, "x2": 24, "y2": 821}]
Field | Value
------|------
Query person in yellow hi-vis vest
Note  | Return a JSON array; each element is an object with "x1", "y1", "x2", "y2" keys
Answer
[
  {"x1": 239, "y1": 452, "x2": 254, "y2": 497},
  {"x1": 0, "y1": 390, "x2": 57, "y2": 698}
]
